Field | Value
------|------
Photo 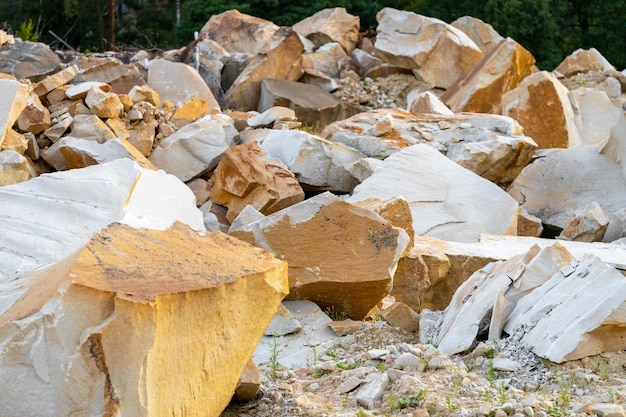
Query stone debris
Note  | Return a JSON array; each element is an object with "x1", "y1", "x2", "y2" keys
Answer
[
  {"x1": 230, "y1": 192, "x2": 409, "y2": 319},
  {"x1": 555, "y1": 47, "x2": 616, "y2": 77},
  {"x1": 0, "y1": 222, "x2": 288, "y2": 417},
  {"x1": 348, "y1": 144, "x2": 519, "y2": 243},
  {"x1": 293, "y1": 7, "x2": 360, "y2": 54},
  {"x1": 1, "y1": 7, "x2": 626, "y2": 417},
  {"x1": 374, "y1": 8, "x2": 483, "y2": 89},
  {"x1": 508, "y1": 144, "x2": 626, "y2": 235},
  {"x1": 442, "y1": 37, "x2": 535, "y2": 114},
  {"x1": 209, "y1": 141, "x2": 305, "y2": 222},
  {"x1": 502, "y1": 70, "x2": 580, "y2": 148}
]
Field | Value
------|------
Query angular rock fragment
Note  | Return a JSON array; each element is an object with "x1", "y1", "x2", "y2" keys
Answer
[
  {"x1": 293, "y1": 7, "x2": 360, "y2": 53},
  {"x1": 374, "y1": 8, "x2": 483, "y2": 89},
  {"x1": 0, "y1": 41, "x2": 63, "y2": 81},
  {"x1": 323, "y1": 109, "x2": 535, "y2": 184},
  {"x1": 451, "y1": 16, "x2": 504, "y2": 54},
  {"x1": 259, "y1": 78, "x2": 354, "y2": 128},
  {"x1": 148, "y1": 114, "x2": 237, "y2": 181},
  {"x1": 243, "y1": 128, "x2": 365, "y2": 192},
  {"x1": 502, "y1": 71, "x2": 579, "y2": 148},
  {"x1": 224, "y1": 29, "x2": 304, "y2": 111},
  {"x1": 442, "y1": 38, "x2": 535, "y2": 114},
  {"x1": 147, "y1": 59, "x2": 220, "y2": 111},
  {"x1": 199, "y1": 9, "x2": 279, "y2": 56},
  {"x1": 1, "y1": 128, "x2": 28, "y2": 153},
  {"x1": 65, "y1": 81, "x2": 111, "y2": 100},
  {"x1": 348, "y1": 144, "x2": 519, "y2": 243},
  {"x1": 558, "y1": 202, "x2": 610, "y2": 242},
  {"x1": 504, "y1": 251, "x2": 626, "y2": 362},
  {"x1": 301, "y1": 42, "x2": 349, "y2": 80},
  {"x1": 78, "y1": 60, "x2": 145, "y2": 95},
  {"x1": 70, "y1": 114, "x2": 116, "y2": 142},
  {"x1": 0, "y1": 158, "x2": 204, "y2": 279},
  {"x1": 0, "y1": 75, "x2": 30, "y2": 146},
  {"x1": 230, "y1": 192, "x2": 410, "y2": 319},
  {"x1": 0, "y1": 150, "x2": 36, "y2": 186},
  {"x1": 41, "y1": 137, "x2": 155, "y2": 171},
  {"x1": 85, "y1": 85, "x2": 123, "y2": 119},
  {"x1": 569, "y1": 88, "x2": 625, "y2": 145},
  {"x1": 128, "y1": 85, "x2": 160, "y2": 106},
  {"x1": 435, "y1": 244, "x2": 576, "y2": 355},
  {"x1": 555, "y1": 48, "x2": 616, "y2": 77},
  {"x1": 210, "y1": 141, "x2": 305, "y2": 222},
  {"x1": 517, "y1": 207, "x2": 544, "y2": 237},
  {"x1": 170, "y1": 97, "x2": 210, "y2": 129},
  {"x1": 247, "y1": 106, "x2": 296, "y2": 128},
  {"x1": 381, "y1": 302, "x2": 420, "y2": 332},
  {"x1": 0, "y1": 222, "x2": 288, "y2": 417},
  {"x1": 508, "y1": 145, "x2": 626, "y2": 231},
  {"x1": 407, "y1": 90, "x2": 454, "y2": 116},
  {"x1": 32, "y1": 64, "x2": 80, "y2": 98},
  {"x1": 19, "y1": 94, "x2": 52, "y2": 136}
]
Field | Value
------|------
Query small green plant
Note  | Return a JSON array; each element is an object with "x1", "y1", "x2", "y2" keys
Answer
[
  {"x1": 311, "y1": 346, "x2": 320, "y2": 377},
  {"x1": 16, "y1": 18, "x2": 38, "y2": 42},
  {"x1": 498, "y1": 381, "x2": 508, "y2": 405},
  {"x1": 598, "y1": 359, "x2": 610, "y2": 381},
  {"x1": 608, "y1": 388, "x2": 616, "y2": 402},
  {"x1": 337, "y1": 362, "x2": 359, "y2": 371},
  {"x1": 483, "y1": 348, "x2": 495, "y2": 359},
  {"x1": 325, "y1": 305, "x2": 349, "y2": 321},
  {"x1": 483, "y1": 389, "x2": 494, "y2": 403},
  {"x1": 325, "y1": 340, "x2": 342, "y2": 360},
  {"x1": 397, "y1": 389, "x2": 427, "y2": 409},
  {"x1": 343, "y1": 394, "x2": 350, "y2": 408},
  {"x1": 487, "y1": 359, "x2": 500, "y2": 383},
  {"x1": 445, "y1": 394, "x2": 458, "y2": 410},
  {"x1": 299, "y1": 120, "x2": 321, "y2": 135},
  {"x1": 547, "y1": 406, "x2": 562, "y2": 417},
  {"x1": 266, "y1": 335, "x2": 283, "y2": 380},
  {"x1": 557, "y1": 375, "x2": 571, "y2": 409},
  {"x1": 376, "y1": 361, "x2": 386, "y2": 372}
]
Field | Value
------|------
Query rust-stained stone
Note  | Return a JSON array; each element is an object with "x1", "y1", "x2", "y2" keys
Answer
[
  {"x1": 555, "y1": 48, "x2": 615, "y2": 77},
  {"x1": 502, "y1": 71, "x2": 579, "y2": 149},
  {"x1": 0, "y1": 222, "x2": 288, "y2": 417},
  {"x1": 0, "y1": 76, "x2": 30, "y2": 147},
  {"x1": 442, "y1": 38, "x2": 535, "y2": 114},
  {"x1": 171, "y1": 97, "x2": 210, "y2": 129},
  {"x1": 234, "y1": 359, "x2": 262, "y2": 402},
  {"x1": 210, "y1": 141, "x2": 305, "y2": 222},
  {"x1": 127, "y1": 120, "x2": 155, "y2": 156},
  {"x1": 230, "y1": 192, "x2": 409, "y2": 320},
  {"x1": 32, "y1": 64, "x2": 80, "y2": 98},
  {"x1": 224, "y1": 29, "x2": 304, "y2": 111},
  {"x1": 17, "y1": 93, "x2": 52, "y2": 134},
  {"x1": 0, "y1": 150, "x2": 36, "y2": 186}
]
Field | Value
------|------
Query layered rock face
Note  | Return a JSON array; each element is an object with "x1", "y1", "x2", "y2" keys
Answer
[{"x1": 0, "y1": 222, "x2": 288, "y2": 417}]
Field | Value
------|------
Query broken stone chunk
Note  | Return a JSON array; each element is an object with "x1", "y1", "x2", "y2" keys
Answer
[{"x1": 210, "y1": 141, "x2": 305, "y2": 222}]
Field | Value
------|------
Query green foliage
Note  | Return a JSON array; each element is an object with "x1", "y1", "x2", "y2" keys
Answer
[
  {"x1": 397, "y1": 389, "x2": 427, "y2": 409},
  {"x1": 265, "y1": 335, "x2": 283, "y2": 380},
  {"x1": 0, "y1": 0, "x2": 623, "y2": 69},
  {"x1": 16, "y1": 18, "x2": 38, "y2": 41},
  {"x1": 324, "y1": 305, "x2": 349, "y2": 321}
]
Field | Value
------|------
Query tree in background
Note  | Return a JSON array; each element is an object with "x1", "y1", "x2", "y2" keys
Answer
[{"x1": 1, "y1": 0, "x2": 624, "y2": 70}]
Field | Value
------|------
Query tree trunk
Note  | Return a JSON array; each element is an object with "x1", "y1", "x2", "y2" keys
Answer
[{"x1": 108, "y1": 0, "x2": 115, "y2": 48}]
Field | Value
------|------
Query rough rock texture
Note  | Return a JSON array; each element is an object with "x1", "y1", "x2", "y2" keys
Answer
[
  {"x1": 209, "y1": 141, "x2": 305, "y2": 222},
  {"x1": 230, "y1": 192, "x2": 410, "y2": 319},
  {"x1": 41, "y1": 137, "x2": 155, "y2": 171},
  {"x1": 0, "y1": 42, "x2": 63, "y2": 81},
  {"x1": 301, "y1": 42, "x2": 348, "y2": 80},
  {"x1": 436, "y1": 244, "x2": 576, "y2": 355},
  {"x1": 348, "y1": 144, "x2": 518, "y2": 243},
  {"x1": 442, "y1": 38, "x2": 535, "y2": 114},
  {"x1": 224, "y1": 29, "x2": 304, "y2": 111},
  {"x1": 558, "y1": 201, "x2": 610, "y2": 242},
  {"x1": 406, "y1": 90, "x2": 454, "y2": 115},
  {"x1": 147, "y1": 59, "x2": 220, "y2": 111},
  {"x1": 508, "y1": 145, "x2": 626, "y2": 231},
  {"x1": 568, "y1": 87, "x2": 625, "y2": 145},
  {"x1": 0, "y1": 76, "x2": 30, "y2": 146},
  {"x1": 322, "y1": 109, "x2": 536, "y2": 185},
  {"x1": 148, "y1": 114, "x2": 237, "y2": 182},
  {"x1": 0, "y1": 150, "x2": 35, "y2": 186},
  {"x1": 17, "y1": 92, "x2": 51, "y2": 134},
  {"x1": 243, "y1": 128, "x2": 365, "y2": 192},
  {"x1": 0, "y1": 158, "x2": 204, "y2": 279},
  {"x1": 0, "y1": 222, "x2": 288, "y2": 417},
  {"x1": 555, "y1": 48, "x2": 616, "y2": 77},
  {"x1": 32, "y1": 64, "x2": 80, "y2": 98},
  {"x1": 502, "y1": 71, "x2": 580, "y2": 149},
  {"x1": 451, "y1": 16, "x2": 504, "y2": 54},
  {"x1": 259, "y1": 78, "x2": 354, "y2": 128},
  {"x1": 504, "y1": 250, "x2": 626, "y2": 363},
  {"x1": 292, "y1": 7, "x2": 360, "y2": 53},
  {"x1": 374, "y1": 8, "x2": 483, "y2": 89},
  {"x1": 199, "y1": 10, "x2": 279, "y2": 56}
]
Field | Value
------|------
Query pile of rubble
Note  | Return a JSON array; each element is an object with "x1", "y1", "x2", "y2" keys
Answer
[{"x1": 1, "y1": 6, "x2": 626, "y2": 417}]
